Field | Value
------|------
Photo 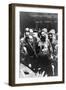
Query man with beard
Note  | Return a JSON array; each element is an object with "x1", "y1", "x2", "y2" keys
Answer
[{"x1": 37, "y1": 28, "x2": 53, "y2": 76}]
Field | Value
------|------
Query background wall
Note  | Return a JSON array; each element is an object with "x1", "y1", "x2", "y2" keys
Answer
[
  {"x1": 20, "y1": 12, "x2": 58, "y2": 38},
  {"x1": 0, "y1": 0, "x2": 66, "y2": 90}
]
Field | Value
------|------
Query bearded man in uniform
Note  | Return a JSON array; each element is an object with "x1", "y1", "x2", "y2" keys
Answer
[{"x1": 36, "y1": 28, "x2": 53, "y2": 76}]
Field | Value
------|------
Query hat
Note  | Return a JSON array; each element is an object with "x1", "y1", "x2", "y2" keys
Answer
[
  {"x1": 25, "y1": 28, "x2": 29, "y2": 32},
  {"x1": 29, "y1": 29, "x2": 33, "y2": 33},
  {"x1": 49, "y1": 29, "x2": 55, "y2": 34},
  {"x1": 42, "y1": 28, "x2": 47, "y2": 33}
]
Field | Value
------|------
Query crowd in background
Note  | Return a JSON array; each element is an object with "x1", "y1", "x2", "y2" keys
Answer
[{"x1": 20, "y1": 27, "x2": 58, "y2": 77}]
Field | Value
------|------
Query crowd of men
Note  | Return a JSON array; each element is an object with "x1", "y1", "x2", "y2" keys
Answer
[{"x1": 20, "y1": 27, "x2": 58, "y2": 77}]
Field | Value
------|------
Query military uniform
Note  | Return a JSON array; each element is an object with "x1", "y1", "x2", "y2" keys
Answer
[
  {"x1": 36, "y1": 34, "x2": 53, "y2": 76},
  {"x1": 48, "y1": 29, "x2": 58, "y2": 76},
  {"x1": 51, "y1": 40, "x2": 58, "y2": 76}
]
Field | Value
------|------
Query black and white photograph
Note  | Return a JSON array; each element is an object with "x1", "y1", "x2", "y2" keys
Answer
[
  {"x1": 9, "y1": 4, "x2": 64, "y2": 86},
  {"x1": 20, "y1": 12, "x2": 58, "y2": 78}
]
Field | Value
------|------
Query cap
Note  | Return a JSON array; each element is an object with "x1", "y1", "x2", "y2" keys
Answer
[
  {"x1": 49, "y1": 29, "x2": 55, "y2": 34},
  {"x1": 42, "y1": 28, "x2": 47, "y2": 33},
  {"x1": 29, "y1": 29, "x2": 33, "y2": 33},
  {"x1": 25, "y1": 28, "x2": 29, "y2": 32}
]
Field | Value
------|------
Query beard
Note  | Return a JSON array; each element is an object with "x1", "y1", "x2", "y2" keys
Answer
[{"x1": 41, "y1": 36, "x2": 46, "y2": 42}]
